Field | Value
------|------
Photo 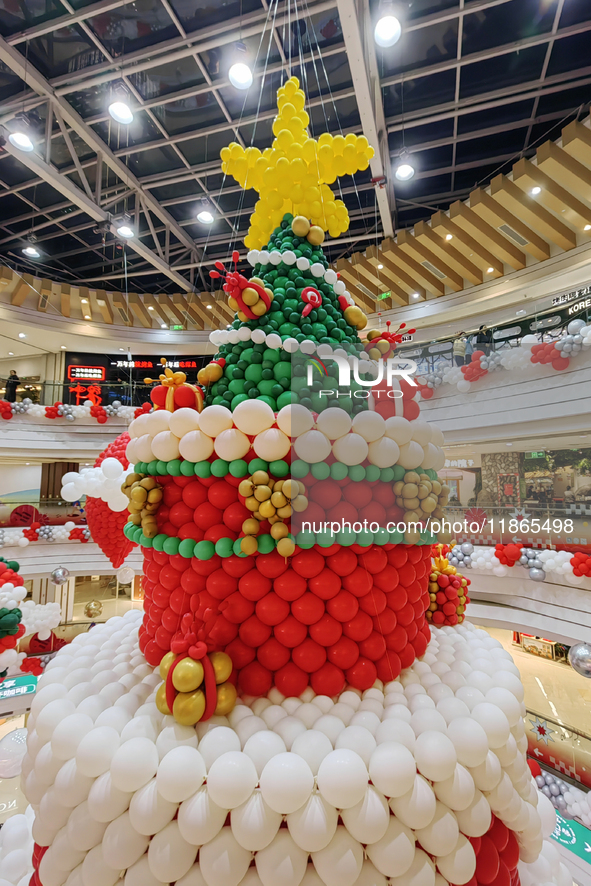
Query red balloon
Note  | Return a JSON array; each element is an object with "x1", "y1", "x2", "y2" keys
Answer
[
  {"x1": 239, "y1": 615, "x2": 272, "y2": 647},
  {"x1": 398, "y1": 562, "x2": 416, "y2": 584},
  {"x1": 275, "y1": 662, "x2": 308, "y2": 697},
  {"x1": 220, "y1": 592, "x2": 255, "y2": 624},
  {"x1": 223, "y1": 501, "x2": 250, "y2": 533},
  {"x1": 239, "y1": 661, "x2": 272, "y2": 696},
  {"x1": 178, "y1": 523, "x2": 204, "y2": 542},
  {"x1": 225, "y1": 638, "x2": 256, "y2": 669},
  {"x1": 205, "y1": 524, "x2": 236, "y2": 544},
  {"x1": 168, "y1": 502, "x2": 195, "y2": 527},
  {"x1": 308, "y1": 479, "x2": 343, "y2": 508},
  {"x1": 399, "y1": 644, "x2": 416, "y2": 668},
  {"x1": 256, "y1": 593, "x2": 290, "y2": 626},
  {"x1": 308, "y1": 568, "x2": 341, "y2": 600},
  {"x1": 310, "y1": 614, "x2": 343, "y2": 647},
  {"x1": 292, "y1": 638, "x2": 327, "y2": 673},
  {"x1": 206, "y1": 569, "x2": 237, "y2": 600},
  {"x1": 208, "y1": 615, "x2": 238, "y2": 646},
  {"x1": 182, "y1": 481, "x2": 208, "y2": 509},
  {"x1": 274, "y1": 615, "x2": 308, "y2": 648},
  {"x1": 291, "y1": 592, "x2": 325, "y2": 625},
  {"x1": 387, "y1": 588, "x2": 408, "y2": 612},
  {"x1": 372, "y1": 607, "x2": 397, "y2": 635},
  {"x1": 327, "y1": 590, "x2": 359, "y2": 623},
  {"x1": 346, "y1": 657, "x2": 377, "y2": 691},
  {"x1": 274, "y1": 570, "x2": 307, "y2": 601},
  {"x1": 359, "y1": 631, "x2": 387, "y2": 661},
  {"x1": 239, "y1": 570, "x2": 272, "y2": 601},
  {"x1": 397, "y1": 602, "x2": 416, "y2": 626},
  {"x1": 388, "y1": 547, "x2": 408, "y2": 568},
  {"x1": 328, "y1": 636, "x2": 359, "y2": 669},
  {"x1": 208, "y1": 480, "x2": 238, "y2": 509},
  {"x1": 194, "y1": 502, "x2": 224, "y2": 529},
  {"x1": 257, "y1": 637, "x2": 291, "y2": 670},
  {"x1": 343, "y1": 567, "x2": 373, "y2": 597},
  {"x1": 160, "y1": 565, "x2": 182, "y2": 590},
  {"x1": 475, "y1": 836, "x2": 500, "y2": 885},
  {"x1": 155, "y1": 626, "x2": 173, "y2": 650},
  {"x1": 222, "y1": 555, "x2": 255, "y2": 578},
  {"x1": 163, "y1": 484, "x2": 183, "y2": 507},
  {"x1": 358, "y1": 546, "x2": 388, "y2": 574},
  {"x1": 552, "y1": 357, "x2": 569, "y2": 371},
  {"x1": 311, "y1": 663, "x2": 345, "y2": 697},
  {"x1": 180, "y1": 569, "x2": 206, "y2": 593},
  {"x1": 343, "y1": 610, "x2": 373, "y2": 641},
  {"x1": 358, "y1": 589, "x2": 387, "y2": 616},
  {"x1": 342, "y1": 483, "x2": 372, "y2": 508},
  {"x1": 327, "y1": 547, "x2": 358, "y2": 576},
  {"x1": 292, "y1": 549, "x2": 325, "y2": 579},
  {"x1": 161, "y1": 607, "x2": 180, "y2": 633},
  {"x1": 376, "y1": 650, "x2": 401, "y2": 683},
  {"x1": 256, "y1": 550, "x2": 289, "y2": 579}
]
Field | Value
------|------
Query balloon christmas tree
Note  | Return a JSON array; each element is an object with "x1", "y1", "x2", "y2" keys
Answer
[{"x1": 20, "y1": 75, "x2": 571, "y2": 886}]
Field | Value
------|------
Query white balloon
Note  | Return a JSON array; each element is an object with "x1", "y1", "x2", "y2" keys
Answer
[
  {"x1": 256, "y1": 830, "x2": 308, "y2": 886},
  {"x1": 207, "y1": 751, "x2": 259, "y2": 810},
  {"x1": 435, "y1": 834, "x2": 476, "y2": 885},
  {"x1": 178, "y1": 786, "x2": 228, "y2": 846},
  {"x1": 414, "y1": 800, "x2": 459, "y2": 856},
  {"x1": 87, "y1": 772, "x2": 133, "y2": 823},
  {"x1": 230, "y1": 790, "x2": 281, "y2": 851},
  {"x1": 103, "y1": 811, "x2": 150, "y2": 870},
  {"x1": 148, "y1": 821, "x2": 198, "y2": 883},
  {"x1": 76, "y1": 727, "x2": 121, "y2": 778},
  {"x1": 317, "y1": 749, "x2": 368, "y2": 809},
  {"x1": 290, "y1": 730, "x2": 333, "y2": 775},
  {"x1": 198, "y1": 827, "x2": 251, "y2": 886},
  {"x1": 129, "y1": 778, "x2": 178, "y2": 836},
  {"x1": 366, "y1": 816, "x2": 416, "y2": 877},
  {"x1": 198, "y1": 727, "x2": 241, "y2": 769},
  {"x1": 110, "y1": 737, "x2": 159, "y2": 792},
  {"x1": 260, "y1": 752, "x2": 314, "y2": 814},
  {"x1": 369, "y1": 743, "x2": 416, "y2": 799},
  {"x1": 156, "y1": 747, "x2": 205, "y2": 803},
  {"x1": 433, "y1": 765, "x2": 475, "y2": 812},
  {"x1": 446, "y1": 718, "x2": 488, "y2": 768},
  {"x1": 286, "y1": 792, "x2": 338, "y2": 852},
  {"x1": 341, "y1": 785, "x2": 390, "y2": 845},
  {"x1": 312, "y1": 826, "x2": 364, "y2": 886},
  {"x1": 389, "y1": 774, "x2": 437, "y2": 831}
]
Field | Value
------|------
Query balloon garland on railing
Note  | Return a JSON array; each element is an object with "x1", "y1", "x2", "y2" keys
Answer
[
  {"x1": 0, "y1": 399, "x2": 150, "y2": 424},
  {"x1": 465, "y1": 543, "x2": 591, "y2": 584},
  {"x1": 417, "y1": 319, "x2": 591, "y2": 399}
]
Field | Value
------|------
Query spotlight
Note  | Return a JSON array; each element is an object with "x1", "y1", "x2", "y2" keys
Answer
[
  {"x1": 395, "y1": 150, "x2": 415, "y2": 181},
  {"x1": 374, "y1": 1, "x2": 402, "y2": 48},
  {"x1": 531, "y1": 186, "x2": 541, "y2": 195},
  {"x1": 8, "y1": 352, "x2": 13, "y2": 356},
  {"x1": 411, "y1": 292, "x2": 420, "y2": 299},
  {"x1": 445, "y1": 233, "x2": 453, "y2": 241},
  {"x1": 487, "y1": 267, "x2": 494, "y2": 273},
  {"x1": 22, "y1": 243, "x2": 40, "y2": 258},
  {"x1": 585, "y1": 224, "x2": 591, "y2": 231},
  {"x1": 61, "y1": 345, "x2": 67, "y2": 349},
  {"x1": 114, "y1": 213, "x2": 135, "y2": 239},
  {"x1": 108, "y1": 85, "x2": 133, "y2": 124},
  {"x1": 377, "y1": 264, "x2": 383, "y2": 269},
  {"x1": 8, "y1": 114, "x2": 35, "y2": 152},
  {"x1": 148, "y1": 306, "x2": 154, "y2": 311},
  {"x1": 18, "y1": 333, "x2": 25, "y2": 338},
  {"x1": 229, "y1": 43, "x2": 253, "y2": 90},
  {"x1": 207, "y1": 305, "x2": 213, "y2": 310},
  {"x1": 161, "y1": 323, "x2": 167, "y2": 329},
  {"x1": 197, "y1": 204, "x2": 214, "y2": 224}
]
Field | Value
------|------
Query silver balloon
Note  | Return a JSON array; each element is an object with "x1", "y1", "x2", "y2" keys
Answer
[
  {"x1": 544, "y1": 773, "x2": 555, "y2": 785},
  {"x1": 519, "y1": 556, "x2": 529, "y2": 566},
  {"x1": 461, "y1": 543, "x2": 474, "y2": 555},
  {"x1": 542, "y1": 785, "x2": 552, "y2": 797},
  {"x1": 568, "y1": 642, "x2": 591, "y2": 678},
  {"x1": 557, "y1": 796, "x2": 567, "y2": 810},
  {"x1": 549, "y1": 783, "x2": 560, "y2": 796},
  {"x1": 535, "y1": 775, "x2": 546, "y2": 788},
  {"x1": 51, "y1": 566, "x2": 70, "y2": 585},
  {"x1": 529, "y1": 567, "x2": 546, "y2": 581},
  {"x1": 530, "y1": 558, "x2": 543, "y2": 569}
]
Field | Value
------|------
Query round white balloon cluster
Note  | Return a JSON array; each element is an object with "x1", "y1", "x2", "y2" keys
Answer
[
  {"x1": 0, "y1": 523, "x2": 87, "y2": 550},
  {"x1": 14, "y1": 610, "x2": 574, "y2": 886},
  {"x1": 0, "y1": 580, "x2": 27, "y2": 610},
  {"x1": 468, "y1": 547, "x2": 506, "y2": 575},
  {"x1": 0, "y1": 805, "x2": 36, "y2": 886},
  {"x1": 126, "y1": 403, "x2": 445, "y2": 473},
  {"x1": 2, "y1": 401, "x2": 137, "y2": 425},
  {"x1": 61, "y1": 460, "x2": 134, "y2": 512},
  {"x1": 20, "y1": 600, "x2": 62, "y2": 641},
  {"x1": 518, "y1": 792, "x2": 572, "y2": 886}
]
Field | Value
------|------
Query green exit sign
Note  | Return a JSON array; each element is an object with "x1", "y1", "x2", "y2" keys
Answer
[
  {"x1": 0, "y1": 674, "x2": 37, "y2": 701},
  {"x1": 378, "y1": 291, "x2": 391, "y2": 300},
  {"x1": 171, "y1": 324, "x2": 183, "y2": 330},
  {"x1": 526, "y1": 451, "x2": 546, "y2": 459},
  {"x1": 552, "y1": 812, "x2": 591, "y2": 863}
]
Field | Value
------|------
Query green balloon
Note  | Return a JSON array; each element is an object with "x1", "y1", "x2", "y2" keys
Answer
[
  {"x1": 228, "y1": 378, "x2": 246, "y2": 395},
  {"x1": 277, "y1": 391, "x2": 296, "y2": 409},
  {"x1": 311, "y1": 462, "x2": 330, "y2": 480},
  {"x1": 355, "y1": 530, "x2": 374, "y2": 547},
  {"x1": 389, "y1": 529, "x2": 404, "y2": 544},
  {"x1": 257, "y1": 534, "x2": 275, "y2": 554},
  {"x1": 249, "y1": 458, "x2": 269, "y2": 473},
  {"x1": 178, "y1": 538, "x2": 195, "y2": 558},
  {"x1": 374, "y1": 528, "x2": 390, "y2": 546},
  {"x1": 291, "y1": 460, "x2": 309, "y2": 478},
  {"x1": 211, "y1": 459, "x2": 229, "y2": 477},
  {"x1": 168, "y1": 459, "x2": 182, "y2": 476},
  {"x1": 229, "y1": 459, "x2": 248, "y2": 477},
  {"x1": 180, "y1": 460, "x2": 195, "y2": 476},
  {"x1": 231, "y1": 394, "x2": 249, "y2": 410},
  {"x1": 215, "y1": 537, "x2": 234, "y2": 558},
  {"x1": 147, "y1": 461, "x2": 159, "y2": 476},
  {"x1": 233, "y1": 539, "x2": 248, "y2": 557},
  {"x1": 380, "y1": 468, "x2": 395, "y2": 483},
  {"x1": 163, "y1": 536, "x2": 180, "y2": 556},
  {"x1": 269, "y1": 460, "x2": 289, "y2": 477},
  {"x1": 337, "y1": 528, "x2": 356, "y2": 546},
  {"x1": 349, "y1": 465, "x2": 366, "y2": 482},
  {"x1": 392, "y1": 465, "x2": 406, "y2": 481},
  {"x1": 296, "y1": 530, "x2": 315, "y2": 549},
  {"x1": 245, "y1": 364, "x2": 263, "y2": 383},
  {"x1": 259, "y1": 396, "x2": 277, "y2": 410},
  {"x1": 274, "y1": 362, "x2": 292, "y2": 381},
  {"x1": 366, "y1": 465, "x2": 380, "y2": 482},
  {"x1": 139, "y1": 533, "x2": 153, "y2": 548},
  {"x1": 153, "y1": 533, "x2": 168, "y2": 552},
  {"x1": 194, "y1": 461, "x2": 212, "y2": 478},
  {"x1": 330, "y1": 461, "x2": 348, "y2": 480},
  {"x1": 195, "y1": 540, "x2": 215, "y2": 560}
]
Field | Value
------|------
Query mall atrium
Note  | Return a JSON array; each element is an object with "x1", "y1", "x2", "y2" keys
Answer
[{"x1": 0, "y1": 0, "x2": 589, "y2": 884}]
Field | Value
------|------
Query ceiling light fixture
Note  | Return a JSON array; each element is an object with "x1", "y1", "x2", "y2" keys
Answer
[
  {"x1": 18, "y1": 333, "x2": 25, "y2": 338},
  {"x1": 108, "y1": 85, "x2": 134, "y2": 124},
  {"x1": 61, "y1": 345, "x2": 67, "y2": 349},
  {"x1": 113, "y1": 213, "x2": 135, "y2": 239},
  {"x1": 487, "y1": 267, "x2": 494, "y2": 273},
  {"x1": 229, "y1": 43, "x2": 253, "y2": 90},
  {"x1": 8, "y1": 113, "x2": 35, "y2": 152},
  {"x1": 585, "y1": 224, "x2": 591, "y2": 231},
  {"x1": 531, "y1": 186, "x2": 541, "y2": 195},
  {"x1": 22, "y1": 243, "x2": 40, "y2": 258},
  {"x1": 161, "y1": 323, "x2": 167, "y2": 329},
  {"x1": 197, "y1": 203, "x2": 214, "y2": 224},
  {"x1": 8, "y1": 352, "x2": 13, "y2": 356},
  {"x1": 81, "y1": 298, "x2": 88, "y2": 304},
  {"x1": 445, "y1": 233, "x2": 453, "y2": 241},
  {"x1": 395, "y1": 150, "x2": 415, "y2": 181},
  {"x1": 84, "y1": 315, "x2": 91, "y2": 320},
  {"x1": 377, "y1": 264, "x2": 383, "y2": 269},
  {"x1": 411, "y1": 292, "x2": 420, "y2": 299},
  {"x1": 148, "y1": 306, "x2": 154, "y2": 310},
  {"x1": 374, "y1": 1, "x2": 402, "y2": 47},
  {"x1": 207, "y1": 305, "x2": 213, "y2": 310}
]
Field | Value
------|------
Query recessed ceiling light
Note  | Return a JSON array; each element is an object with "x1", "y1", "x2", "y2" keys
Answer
[
  {"x1": 585, "y1": 224, "x2": 591, "y2": 231},
  {"x1": 84, "y1": 315, "x2": 91, "y2": 320},
  {"x1": 18, "y1": 333, "x2": 25, "y2": 338},
  {"x1": 81, "y1": 298, "x2": 88, "y2": 304},
  {"x1": 411, "y1": 292, "x2": 419, "y2": 299},
  {"x1": 161, "y1": 323, "x2": 167, "y2": 329},
  {"x1": 531, "y1": 186, "x2": 541, "y2": 195},
  {"x1": 9, "y1": 131, "x2": 34, "y2": 152},
  {"x1": 487, "y1": 267, "x2": 494, "y2": 273},
  {"x1": 377, "y1": 264, "x2": 383, "y2": 269},
  {"x1": 8, "y1": 352, "x2": 13, "y2": 356},
  {"x1": 60, "y1": 345, "x2": 67, "y2": 349},
  {"x1": 26, "y1": 462, "x2": 30, "y2": 465},
  {"x1": 207, "y1": 305, "x2": 212, "y2": 310},
  {"x1": 445, "y1": 233, "x2": 453, "y2": 241},
  {"x1": 506, "y1": 443, "x2": 512, "y2": 446},
  {"x1": 119, "y1": 348, "x2": 125, "y2": 351},
  {"x1": 148, "y1": 306, "x2": 154, "y2": 311}
]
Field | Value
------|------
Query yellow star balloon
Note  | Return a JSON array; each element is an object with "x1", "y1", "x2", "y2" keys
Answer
[{"x1": 220, "y1": 76, "x2": 375, "y2": 249}]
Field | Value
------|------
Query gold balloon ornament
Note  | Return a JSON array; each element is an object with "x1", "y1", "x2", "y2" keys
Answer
[
  {"x1": 156, "y1": 648, "x2": 236, "y2": 726},
  {"x1": 122, "y1": 473, "x2": 163, "y2": 538},
  {"x1": 84, "y1": 600, "x2": 103, "y2": 619},
  {"x1": 238, "y1": 469, "x2": 303, "y2": 556}
]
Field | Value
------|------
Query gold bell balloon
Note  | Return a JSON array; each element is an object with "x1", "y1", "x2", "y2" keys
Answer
[{"x1": 156, "y1": 644, "x2": 237, "y2": 727}]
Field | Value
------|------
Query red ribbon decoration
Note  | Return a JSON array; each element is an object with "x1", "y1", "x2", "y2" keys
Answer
[{"x1": 301, "y1": 286, "x2": 322, "y2": 318}]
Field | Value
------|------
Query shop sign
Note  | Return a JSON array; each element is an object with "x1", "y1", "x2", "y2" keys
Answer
[
  {"x1": 444, "y1": 459, "x2": 475, "y2": 468},
  {"x1": 552, "y1": 812, "x2": 591, "y2": 862},
  {"x1": 112, "y1": 360, "x2": 199, "y2": 370},
  {"x1": 568, "y1": 297, "x2": 591, "y2": 316},
  {"x1": 552, "y1": 284, "x2": 591, "y2": 306},
  {"x1": 0, "y1": 674, "x2": 37, "y2": 701},
  {"x1": 67, "y1": 365, "x2": 106, "y2": 381}
]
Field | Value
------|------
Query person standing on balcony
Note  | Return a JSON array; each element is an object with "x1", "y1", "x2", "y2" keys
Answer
[
  {"x1": 476, "y1": 324, "x2": 493, "y2": 356},
  {"x1": 4, "y1": 370, "x2": 19, "y2": 402},
  {"x1": 452, "y1": 333, "x2": 467, "y2": 367}
]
